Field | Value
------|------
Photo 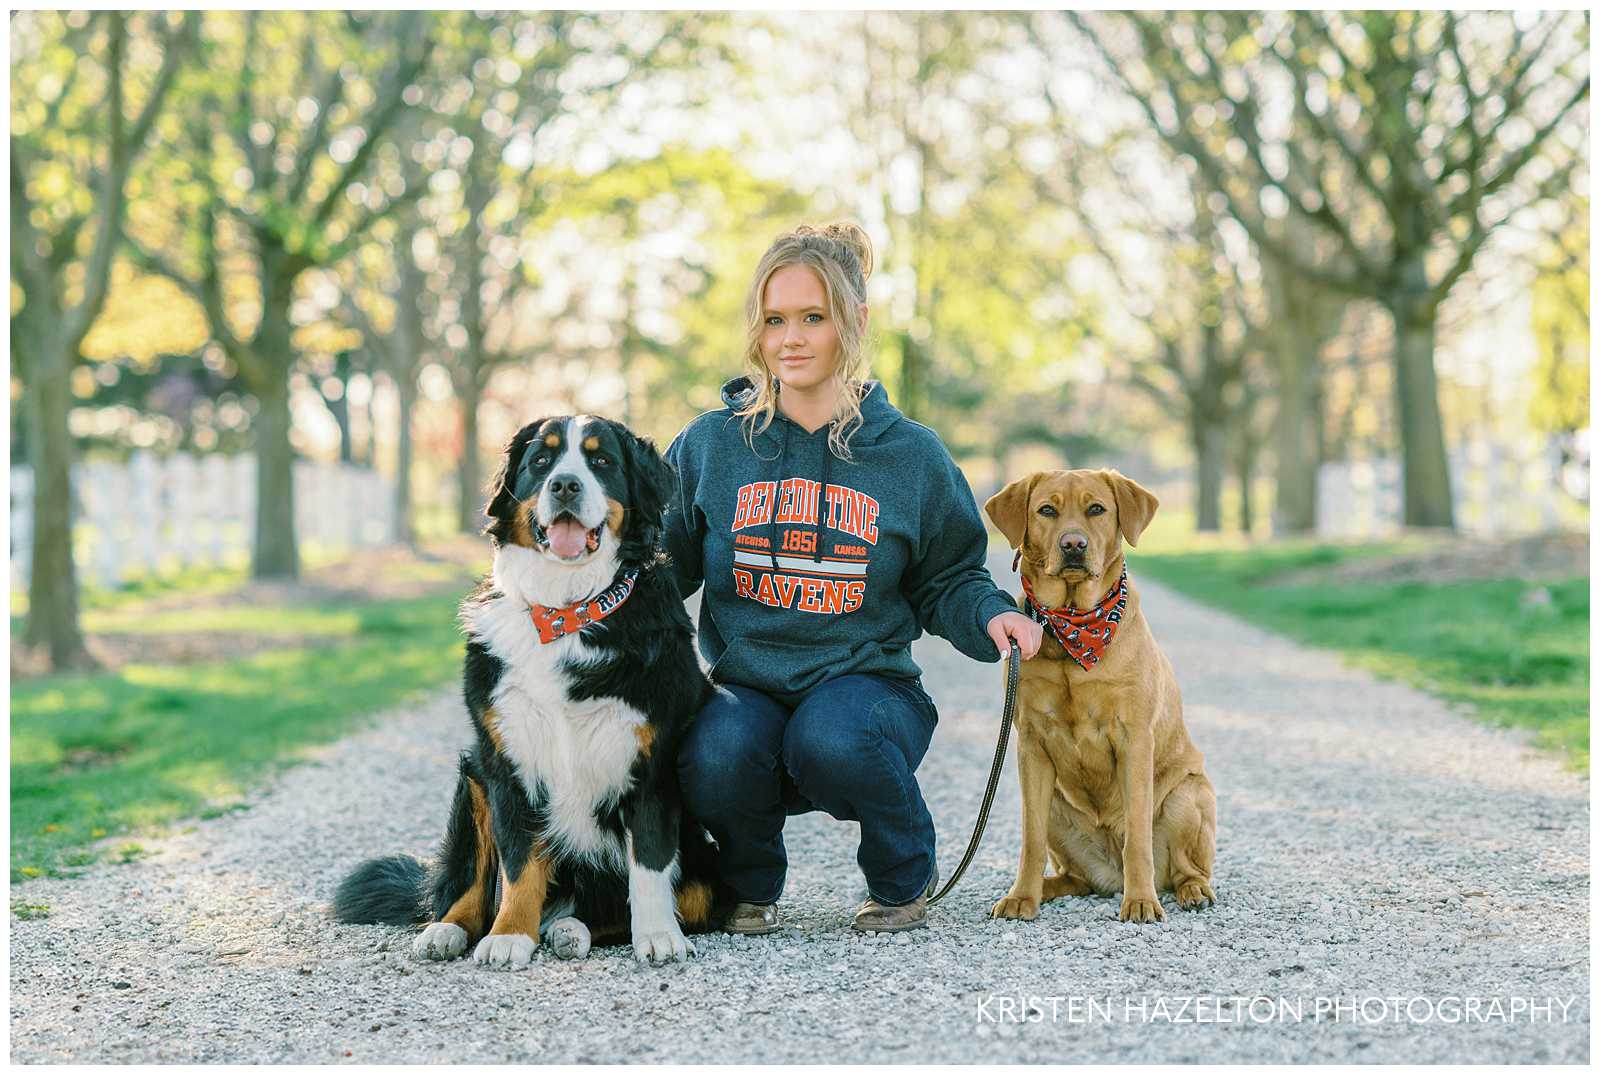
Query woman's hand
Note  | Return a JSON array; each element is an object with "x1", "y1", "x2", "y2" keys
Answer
[{"x1": 985, "y1": 610, "x2": 1043, "y2": 660}]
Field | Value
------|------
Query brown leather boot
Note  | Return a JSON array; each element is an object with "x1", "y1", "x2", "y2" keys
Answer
[
  {"x1": 723, "y1": 901, "x2": 780, "y2": 936},
  {"x1": 851, "y1": 868, "x2": 938, "y2": 934}
]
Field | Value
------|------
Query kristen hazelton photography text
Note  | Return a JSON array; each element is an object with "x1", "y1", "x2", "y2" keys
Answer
[
  {"x1": 8, "y1": 8, "x2": 1590, "y2": 1067},
  {"x1": 973, "y1": 994, "x2": 1583, "y2": 1027}
]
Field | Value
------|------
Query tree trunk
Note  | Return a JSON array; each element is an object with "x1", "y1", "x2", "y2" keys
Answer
[
  {"x1": 392, "y1": 232, "x2": 425, "y2": 549},
  {"x1": 1192, "y1": 418, "x2": 1225, "y2": 532},
  {"x1": 1388, "y1": 287, "x2": 1455, "y2": 529},
  {"x1": 329, "y1": 350, "x2": 353, "y2": 465},
  {"x1": 20, "y1": 322, "x2": 97, "y2": 669},
  {"x1": 394, "y1": 371, "x2": 417, "y2": 548},
  {"x1": 1262, "y1": 243, "x2": 1335, "y2": 536},
  {"x1": 250, "y1": 356, "x2": 299, "y2": 579},
  {"x1": 1235, "y1": 434, "x2": 1257, "y2": 536},
  {"x1": 1270, "y1": 329, "x2": 1322, "y2": 534},
  {"x1": 351, "y1": 356, "x2": 373, "y2": 467},
  {"x1": 457, "y1": 373, "x2": 484, "y2": 533},
  {"x1": 899, "y1": 330, "x2": 925, "y2": 423},
  {"x1": 248, "y1": 251, "x2": 301, "y2": 579}
]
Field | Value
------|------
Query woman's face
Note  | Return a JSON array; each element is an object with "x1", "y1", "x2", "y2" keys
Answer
[{"x1": 759, "y1": 263, "x2": 845, "y2": 397}]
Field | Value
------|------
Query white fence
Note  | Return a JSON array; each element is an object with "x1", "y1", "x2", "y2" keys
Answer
[
  {"x1": 10, "y1": 453, "x2": 397, "y2": 590},
  {"x1": 1317, "y1": 437, "x2": 1579, "y2": 539}
]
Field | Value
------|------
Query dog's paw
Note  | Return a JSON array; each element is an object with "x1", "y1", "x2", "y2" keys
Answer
[
  {"x1": 473, "y1": 932, "x2": 536, "y2": 969},
  {"x1": 631, "y1": 924, "x2": 693, "y2": 965},
  {"x1": 412, "y1": 922, "x2": 468, "y2": 961},
  {"x1": 990, "y1": 893, "x2": 1040, "y2": 920},
  {"x1": 1176, "y1": 880, "x2": 1215, "y2": 910},
  {"x1": 547, "y1": 918, "x2": 592, "y2": 961},
  {"x1": 1119, "y1": 894, "x2": 1165, "y2": 923}
]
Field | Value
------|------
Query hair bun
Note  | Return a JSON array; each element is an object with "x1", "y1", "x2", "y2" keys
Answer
[{"x1": 819, "y1": 221, "x2": 873, "y2": 281}]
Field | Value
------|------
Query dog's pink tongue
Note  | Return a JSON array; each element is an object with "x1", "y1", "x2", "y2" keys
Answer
[{"x1": 546, "y1": 518, "x2": 589, "y2": 558}]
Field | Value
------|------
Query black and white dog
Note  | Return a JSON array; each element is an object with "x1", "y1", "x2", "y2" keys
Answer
[{"x1": 334, "y1": 415, "x2": 723, "y2": 966}]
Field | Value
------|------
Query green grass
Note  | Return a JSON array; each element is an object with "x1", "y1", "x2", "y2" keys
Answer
[
  {"x1": 1134, "y1": 541, "x2": 1589, "y2": 770},
  {"x1": 11, "y1": 552, "x2": 480, "y2": 639},
  {"x1": 10, "y1": 591, "x2": 470, "y2": 880}
]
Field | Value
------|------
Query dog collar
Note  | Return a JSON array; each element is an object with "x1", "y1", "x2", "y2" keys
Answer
[
  {"x1": 528, "y1": 568, "x2": 639, "y2": 644},
  {"x1": 1018, "y1": 566, "x2": 1128, "y2": 671}
]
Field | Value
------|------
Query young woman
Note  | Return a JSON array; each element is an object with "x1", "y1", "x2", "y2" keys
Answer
[{"x1": 662, "y1": 222, "x2": 1041, "y2": 934}]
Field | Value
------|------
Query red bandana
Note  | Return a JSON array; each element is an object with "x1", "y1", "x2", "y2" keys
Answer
[
  {"x1": 1018, "y1": 566, "x2": 1128, "y2": 671},
  {"x1": 528, "y1": 569, "x2": 639, "y2": 644}
]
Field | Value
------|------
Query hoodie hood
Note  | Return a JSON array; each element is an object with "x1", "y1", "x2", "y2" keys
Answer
[{"x1": 718, "y1": 376, "x2": 905, "y2": 447}]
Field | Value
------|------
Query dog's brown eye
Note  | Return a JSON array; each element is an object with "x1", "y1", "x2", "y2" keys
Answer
[
  {"x1": 1087, "y1": 504, "x2": 1106, "y2": 516},
  {"x1": 593, "y1": 455, "x2": 611, "y2": 466},
  {"x1": 532, "y1": 453, "x2": 551, "y2": 466},
  {"x1": 1037, "y1": 504, "x2": 1057, "y2": 517}
]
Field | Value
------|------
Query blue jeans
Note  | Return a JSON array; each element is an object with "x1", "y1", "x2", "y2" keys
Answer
[{"x1": 677, "y1": 672, "x2": 940, "y2": 907}]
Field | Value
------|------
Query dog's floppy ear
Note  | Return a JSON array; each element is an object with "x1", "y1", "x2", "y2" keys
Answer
[
  {"x1": 620, "y1": 428, "x2": 676, "y2": 532},
  {"x1": 984, "y1": 473, "x2": 1040, "y2": 550},
  {"x1": 1103, "y1": 469, "x2": 1159, "y2": 548},
  {"x1": 483, "y1": 420, "x2": 548, "y2": 541}
]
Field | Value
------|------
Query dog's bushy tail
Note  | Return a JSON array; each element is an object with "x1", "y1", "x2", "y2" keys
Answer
[{"x1": 333, "y1": 854, "x2": 431, "y2": 926}]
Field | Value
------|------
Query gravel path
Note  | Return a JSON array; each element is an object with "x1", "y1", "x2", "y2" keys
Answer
[{"x1": 10, "y1": 552, "x2": 1589, "y2": 1063}]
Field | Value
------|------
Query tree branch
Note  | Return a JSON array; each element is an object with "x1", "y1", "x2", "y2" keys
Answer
[
  {"x1": 319, "y1": 177, "x2": 428, "y2": 266},
  {"x1": 1128, "y1": 364, "x2": 1187, "y2": 420},
  {"x1": 233, "y1": 11, "x2": 269, "y2": 188},
  {"x1": 9, "y1": 138, "x2": 54, "y2": 307},
  {"x1": 1071, "y1": 13, "x2": 1372, "y2": 295},
  {"x1": 309, "y1": 13, "x2": 435, "y2": 230},
  {"x1": 1451, "y1": 72, "x2": 1590, "y2": 225},
  {"x1": 62, "y1": 12, "x2": 127, "y2": 352},
  {"x1": 121, "y1": 231, "x2": 205, "y2": 305},
  {"x1": 125, "y1": 12, "x2": 195, "y2": 152},
  {"x1": 1431, "y1": 149, "x2": 1584, "y2": 312},
  {"x1": 1283, "y1": 13, "x2": 1387, "y2": 206},
  {"x1": 285, "y1": 19, "x2": 349, "y2": 205}
]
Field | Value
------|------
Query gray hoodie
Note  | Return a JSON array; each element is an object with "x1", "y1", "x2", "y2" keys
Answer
[{"x1": 662, "y1": 375, "x2": 1015, "y2": 703}]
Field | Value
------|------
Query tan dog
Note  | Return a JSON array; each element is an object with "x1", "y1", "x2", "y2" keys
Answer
[{"x1": 984, "y1": 469, "x2": 1216, "y2": 924}]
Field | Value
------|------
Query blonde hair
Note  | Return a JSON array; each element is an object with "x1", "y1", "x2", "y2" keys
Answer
[{"x1": 735, "y1": 222, "x2": 873, "y2": 461}]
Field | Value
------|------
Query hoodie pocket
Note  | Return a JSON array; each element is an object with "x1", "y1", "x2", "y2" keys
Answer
[
  {"x1": 708, "y1": 634, "x2": 844, "y2": 696},
  {"x1": 708, "y1": 634, "x2": 926, "y2": 703}
]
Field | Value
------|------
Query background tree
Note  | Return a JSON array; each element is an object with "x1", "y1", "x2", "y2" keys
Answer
[
  {"x1": 10, "y1": 11, "x2": 193, "y2": 669},
  {"x1": 128, "y1": 11, "x2": 434, "y2": 578},
  {"x1": 403, "y1": 12, "x2": 736, "y2": 528},
  {"x1": 832, "y1": 13, "x2": 1094, "y2": 458},
  {"x1": 1027, "y1": 98, "x2": 1263, "y2": 532},
  {"x1": 1230, "y1": 349, "x2": 1276, "y2": 535},
  {"x1": 1259, "y1": 225, "x2": 1348, "y2": 534},
  {"x1": 1071, "y1": 10, "x2": 1589, "y2": 529}
]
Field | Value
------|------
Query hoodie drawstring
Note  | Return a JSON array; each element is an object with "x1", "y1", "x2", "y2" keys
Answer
[
  {"x1": 767, "y1": 423, "x2": 790, "y2": 572},
  {"x1": 766, "y1": 419, "x2": 835, "y2": 570},
  {"x1": 813, "y1": 435, "x2": 832, "y2": 562}
]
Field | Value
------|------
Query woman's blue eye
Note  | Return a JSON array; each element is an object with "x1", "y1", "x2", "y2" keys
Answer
[
  {"x1": 806, "y1": 313, "x2": 823, "y2": 323},
  {"x1": 766, "y1": 316, "x2": 783, "y2": 325}
]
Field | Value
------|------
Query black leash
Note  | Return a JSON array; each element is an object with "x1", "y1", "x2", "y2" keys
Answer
[{"x1": 927, "y1": 637, "x2": 1019, "y2": 907}]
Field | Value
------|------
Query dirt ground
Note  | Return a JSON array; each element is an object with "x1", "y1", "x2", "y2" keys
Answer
[
  {"x1": 1269, "y1": 531, "x2": 1588, "y2": 587},
  {"x1": 10, "y1": 562, "x2": 1589, "y2": 1063},
  {"x1": 11, "y1": 538, "x2": 489, "y2": 678}
]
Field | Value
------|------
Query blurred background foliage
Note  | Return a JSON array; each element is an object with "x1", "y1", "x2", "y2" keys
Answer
[{"x1": 9, "y1": 10, "x2": 1591, "y2": 671}]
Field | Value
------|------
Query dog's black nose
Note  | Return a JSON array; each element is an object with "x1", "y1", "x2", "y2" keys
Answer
[
  {"x1": 548, "y1": 473, "x2": 583, "y2": 500},
  {"x1": 1059, "y1": 530, "x2": 1089, "y2": 553}
]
